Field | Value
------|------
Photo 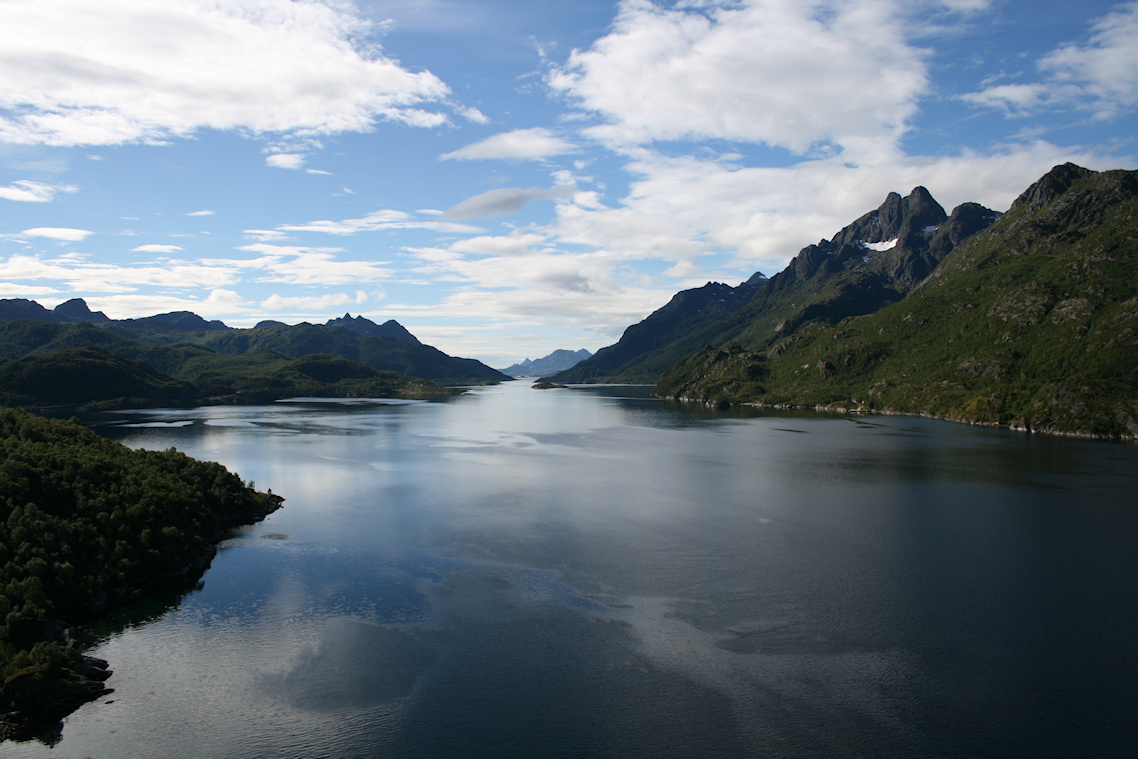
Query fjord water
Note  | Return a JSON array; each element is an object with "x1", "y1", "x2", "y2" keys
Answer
[{"x1": 12, "y1": 382, "x2": 1138, "y2": 758}]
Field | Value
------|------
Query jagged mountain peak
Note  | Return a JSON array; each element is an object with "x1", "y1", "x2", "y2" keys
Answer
[
  {"x1": 830, "y1": 186, "x2": 948, "y2": 251},
  {"x1": 325, "y1": 313, "x2": 421, "y2": 343}
]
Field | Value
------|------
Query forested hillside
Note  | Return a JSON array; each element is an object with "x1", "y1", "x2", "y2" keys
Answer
[{"x1": 0, "y1": 409, "x2": 280, "y2": 738}]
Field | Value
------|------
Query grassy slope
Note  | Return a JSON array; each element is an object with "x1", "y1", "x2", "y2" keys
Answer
[{"x1": 657, "y1": 167, "x2": 1138, "y2": 438}]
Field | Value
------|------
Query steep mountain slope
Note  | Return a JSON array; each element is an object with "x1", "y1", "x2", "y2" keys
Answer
[
  {"x1": 656, "y1": 164, "x2": 1138, "y2": 438},
  {"x1": 547, "y1": 187, "x2": 999, "y2": 383},
  {"x1": 549, "y1": 273, "x2": 769, "y2": 383}
]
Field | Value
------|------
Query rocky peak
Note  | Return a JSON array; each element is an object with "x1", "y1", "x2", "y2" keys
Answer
[
  {"x1": 830, "y1": 187, "x2": 948, "y2": 251},
  {"x1": 1010, "y1": 163, "x2": 1097, "y2": 212},
  {"x1": 326, "y1": 313, "x2": 420, "y2": 343},
  {"x1": 53, "y1": 298, "x2": 110, "y2": 323}
]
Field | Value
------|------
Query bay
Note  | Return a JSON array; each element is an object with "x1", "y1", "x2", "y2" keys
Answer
[{"x1": 8, "y1": 381, "x2": 1138, "y2": 758}]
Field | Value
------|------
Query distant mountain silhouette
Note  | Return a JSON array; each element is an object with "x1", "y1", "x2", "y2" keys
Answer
[{"x1": 502, "y1": 348, "x2": 592, "y2": 377}]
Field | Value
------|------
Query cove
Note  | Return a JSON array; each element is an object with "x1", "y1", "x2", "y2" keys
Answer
[{"x1": 8, "y1": 381, "x2": 1138, "y2": 758}]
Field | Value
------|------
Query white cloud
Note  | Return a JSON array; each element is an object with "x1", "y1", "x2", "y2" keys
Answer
[
  {"x1": 267, "y1": 153, "x2": 306, "y2": 170},
  {"x1": 964, "y1": 2, "x2": 1138, "y2": 119},
  {"x1": 18, "y1": 227, "x2": 94, "y2": 241},
  {"x1": 449, "y1": 233, "x2": 547, "y2": 257},
  {"x1": 236, "y1": 244, "x2": 396, "y2": 285},
  {"x1": 306, "y1": 168, "x2": 333, "y2": 175},
  {"x1": 131, "y1": 244, "x2": 184, "y2": 253},
  {"x1": 274, "y1": 209, "x2": 483, "y2": 236},
  {"x1": 0, "y1": 252, "x2": 241, "y2": 292},
  {"x1": 243, "y1": 229, "x2": 290, "y2": 242},
  {"x1": 1040, "y1": 2, "x2": 1138, "y2": 117},
  {"x1": 84, "y1": 290, "x2": 246, "y2": 319},
  {"x1": 0, "y1": 0, "x2": 452, "y2": 147},
  {"x1": 441, "y1": 185, "x2": 576, "y2": 219},
  {"x1": 440, "y1": 128, "x2": 578, "y2": 161},
  {"x1": 0, "y1": 180, "x2": 77, "y2": 202},
  {"x1": 548, "y1": 0, "x2": 929, "y2": 159},
  {"x1": 261, "y1": 291, "x2": 370, "y2": 311},
  {"x1": 456, "y1": 105, "x2": 490, "y2": 124},
  {"x1": 186, "y1": 209, "x2": 215, "y2": 216}
]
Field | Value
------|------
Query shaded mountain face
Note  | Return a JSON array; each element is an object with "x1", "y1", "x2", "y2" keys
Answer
[
  {"x1": 503, "y1": 349, "x2": 593, "y2": 377},
  {"x1": 549, "y1": 185, "x2": 1000, "y2": 384},
  {"x1": 655, "y1": 164, "x2": 1138, "y2": 439},
  {"x1": 0, "y1": 302, "x2": 508, "y2": 386}
]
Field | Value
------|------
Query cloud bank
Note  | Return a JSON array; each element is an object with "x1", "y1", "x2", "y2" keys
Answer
[{"x1": 0, "y1": 0, "x2": 452, "y2": 147}]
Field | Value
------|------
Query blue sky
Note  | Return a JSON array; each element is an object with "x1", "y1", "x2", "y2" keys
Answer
[{"x1": 1, "y1": 0, "x2": 1135, "y2": 368}]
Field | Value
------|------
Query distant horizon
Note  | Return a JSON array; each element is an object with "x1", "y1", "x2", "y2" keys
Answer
[{"x1": 2, "y1": 1, "x2": 1135, "y2": 367}]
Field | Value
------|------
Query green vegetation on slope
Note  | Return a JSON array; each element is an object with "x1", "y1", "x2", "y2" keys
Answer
[
  {"x1": 0, "y1": 328, "x2": 460, "y2": 410},
  {"x1": 0, "y1": 347, "x2": 203, "y2": 409},
  {"x1": 656, "y1": 166, "x2": 1138, "y2": 438},
  {"x1": 197, "y1": 322, "x2": 508, "y2": 385},
  {"x1": 0, "y1": 409, "x2": 280, "y2": 736}
]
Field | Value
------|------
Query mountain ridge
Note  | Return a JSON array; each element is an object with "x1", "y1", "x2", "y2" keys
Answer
[
  {"x1": 547, "y1": 184, "x2": 1001, "y2": 384},
  {"x1": 654, "y1": 164, "x2": 1138, "y2": 439},
  {"x1": 0, "y1": 304, "x2": 507, "y2": 386}
]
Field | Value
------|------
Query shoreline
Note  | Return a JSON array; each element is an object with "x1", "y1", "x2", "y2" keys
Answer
[
  {"x1": 658, "y1": 392, "x2": 1138, "y2": 443},
  {"x1": 1, "y1": 493, "x2": 284, "y2": 743}
]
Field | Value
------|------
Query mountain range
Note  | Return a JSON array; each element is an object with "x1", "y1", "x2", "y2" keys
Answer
[
  {"x1": 0, "y1": 309, "x2": 508, "y2": 409},
  {"x1": 502, "y1": 349, "x2": 592, "y2": 377},
  {"x1": 548, "y1": 164, "x2": 1137, "y2": 439}
]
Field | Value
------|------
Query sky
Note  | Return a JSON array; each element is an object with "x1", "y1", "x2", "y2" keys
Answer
[{"x1": 1, "y1": 0, "x2": 1136, "y2": 368}]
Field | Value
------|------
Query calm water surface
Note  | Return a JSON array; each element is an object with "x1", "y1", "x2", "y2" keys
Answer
[{"x1": 9, "y1": 381, "x2": 1138, "y2": 758}]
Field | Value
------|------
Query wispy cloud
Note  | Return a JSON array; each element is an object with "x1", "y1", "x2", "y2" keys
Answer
[
  {"x1": 237, "y1": 244, "x2": 396, "y2": 285},
  {"x1": 0, "y1": 180, "x2": 78, "y2": 203},
  {"x1": 267, "y1": 153, "x2": 306, "y2": 170},
  {"x1": 18, "y1": 227, "x2": 94, "y2": 242},
  {"x1": 186, "y1": 210, "x2": 215, "y2": 217},
  {"x1": 261, "y1": 290, "x2": 371, "y2": 311},
  {"x1": 273, "y1": 209, "x2": 483, "y2": 236},
  {"x1": 0, "y1": 252, "x2": 240, "y2": 293},
  {"x1": 441, "y1": 185, "x2": 575, "y2": 219},
  {"x1": 131, "y1": 244, "x2": 184, "y2": 253},
  {"x1": 440, "y1": 128, "x2": 577, "y2": 161},
  {"x1": 963, "y1": 2, "x2": 1138, "y2": 118}
]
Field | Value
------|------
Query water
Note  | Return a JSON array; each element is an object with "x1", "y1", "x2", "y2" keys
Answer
[{"x1": 8, "y1": 381, "x2": 1138, "y2": 757}]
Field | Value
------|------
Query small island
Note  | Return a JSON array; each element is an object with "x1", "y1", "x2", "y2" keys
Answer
[{"x1": 0, "y1": 408, "x2": 282, "y2": 741}]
